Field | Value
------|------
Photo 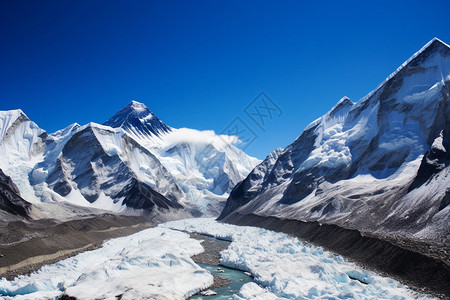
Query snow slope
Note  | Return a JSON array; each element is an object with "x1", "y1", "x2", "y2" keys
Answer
[
  {"x1": 220, "y1": 38, "x2": 450, "y2": 245},
  {"x1": 163, "y1": 218, "x2": 434, "y2": 300},
  {"x1": 0, "y1": 110, "x2": 46, "y2": 204}
]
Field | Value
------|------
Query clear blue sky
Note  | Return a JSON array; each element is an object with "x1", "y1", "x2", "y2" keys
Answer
[{"x1": 1, "y1": 0, "x2": 450, "y2": 159}]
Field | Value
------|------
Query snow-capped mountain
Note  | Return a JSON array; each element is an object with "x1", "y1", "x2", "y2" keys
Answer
[
  {"x1": 0, "y1": 110, "x2": 187, "y2": 220},
  {"x1": 103, "y1": 101, "x2": 260, "y2": 216},
  {"x1": 219, "y1": 38, "x2": 450, "y2": 248},
  {"x1": 32, "y1": 123, "x2": 185, "y2": 212},
  {"x1": 0, "y1": 100, "x2": 259, "y2": 219}
]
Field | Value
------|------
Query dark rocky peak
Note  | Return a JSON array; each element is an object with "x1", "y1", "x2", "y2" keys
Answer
[
  {"x1": 103, "y1": 100, "x2": 171, "y2": 138},
  {"x1": 410, "y1": 37, "x2": 450, "y2": 63}
]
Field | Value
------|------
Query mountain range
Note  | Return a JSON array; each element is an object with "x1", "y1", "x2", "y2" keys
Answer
[
  {"x1": 1, "y1": 37, "x2": 449, "y2": 295},
  {"x1": 0, "y1": 101, "x2": 259, "y2": 221}
]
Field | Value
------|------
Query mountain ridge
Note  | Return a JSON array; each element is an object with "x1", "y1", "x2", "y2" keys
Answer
[
  {"x1": 220, "y1": 37, "x2": 450, "y2": 245},
  {"x1": 218, "y1": 37, "x2": 450, "y2": 296}
]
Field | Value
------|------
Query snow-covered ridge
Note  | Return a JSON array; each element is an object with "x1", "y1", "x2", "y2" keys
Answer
[
  {"x1": 304, "y1": 96, "x2": 354, "y2": 131},
  {"x1": 303, "y1": 38, "x2": 449, "y2": 134},
  {"x1": 104, "y1": 102, "x2": 261, "y2": 216},
  {"x1": 356, "y1": 37, "x2": 449, "y2": 107},
  {"x1": 32, "y1": 120, "x2": 186, "y2": 214},
  {"x1": 0, "y1": 109, "x2": 24, "y2": 141}
]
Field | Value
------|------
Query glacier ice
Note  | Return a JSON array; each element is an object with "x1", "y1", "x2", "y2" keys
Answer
[
  {"x1": 0, "y1": 218, "x2": 437, "y2": 299},
  {"x1": 0, "y1": 227, "x2": 213, "y2": 300},
  {"x1": 163, "y1": 218, "x2": 436, "y2": 300}
]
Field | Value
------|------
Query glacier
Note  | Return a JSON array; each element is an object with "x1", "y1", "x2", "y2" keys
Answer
[
  {"x1": 164, "y1": 219, "x2": 433, "y2": 300},
  {"x1": 0, "y1": 218, "x2": 435, "y2": 299},
  {"x1": 0, "y1": 226, "x2": 213, "y2": 300}
]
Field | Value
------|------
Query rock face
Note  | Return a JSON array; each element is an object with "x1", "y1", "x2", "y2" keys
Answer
[
  {"x1": 220, "y1": 38, "x2": 450, "y2": 247},
  {"x1": 0, "y1": 169, "x2": 30, "y2": 218}
]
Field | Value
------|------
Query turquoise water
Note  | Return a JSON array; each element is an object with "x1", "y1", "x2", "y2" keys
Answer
[{"x1": 190, "y1": 264, "x2": 253, "y2": 299}]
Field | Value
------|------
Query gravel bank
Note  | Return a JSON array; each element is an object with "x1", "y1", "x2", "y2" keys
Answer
[{"x1": 189, "y1": 233, "x2": 232, "y2": 289}]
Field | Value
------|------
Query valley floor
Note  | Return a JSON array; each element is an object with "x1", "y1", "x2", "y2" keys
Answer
[
  {"x1": 0, "y1": 214, "x2": 156, "y2": 280},
  {"x1": 0, "y1": 218, "x2": 439, "y2": 300}
]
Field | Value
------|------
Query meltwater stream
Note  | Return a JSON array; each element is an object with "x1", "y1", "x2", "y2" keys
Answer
[
  {"x1": 186, "y1": 232, "x2": 254, "y2": 299},
  {"x1": 190, "y1": 264, "x2": 252, "y2": 299}
]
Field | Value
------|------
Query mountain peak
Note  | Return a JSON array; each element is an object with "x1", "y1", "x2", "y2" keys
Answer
[
  {"x1": 332, "y1": 96, "x2": 353, "y2": 110},
  {"x1": 127, "y1": 100, "x2": 148, "y2": 112},
  {"x1": 0, "y1": 109, "x2": 27, "y2": 119},
  {"x1": 104, "y1": 101, "x2": 171, "y2": 138},
  {"x1": 427, "y1": 37, "x2": 450, "y2": 49},
  {"x1": 355, "y1": 38, "x2": 450, "y2": 106},
  {"x1": 412, "y1": 37, "x2": 450, "y2": 60}
]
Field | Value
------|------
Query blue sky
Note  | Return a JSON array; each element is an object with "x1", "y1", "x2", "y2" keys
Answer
[{"x1": 1, "y1": 0, "x2": 450, "y2": 159}]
